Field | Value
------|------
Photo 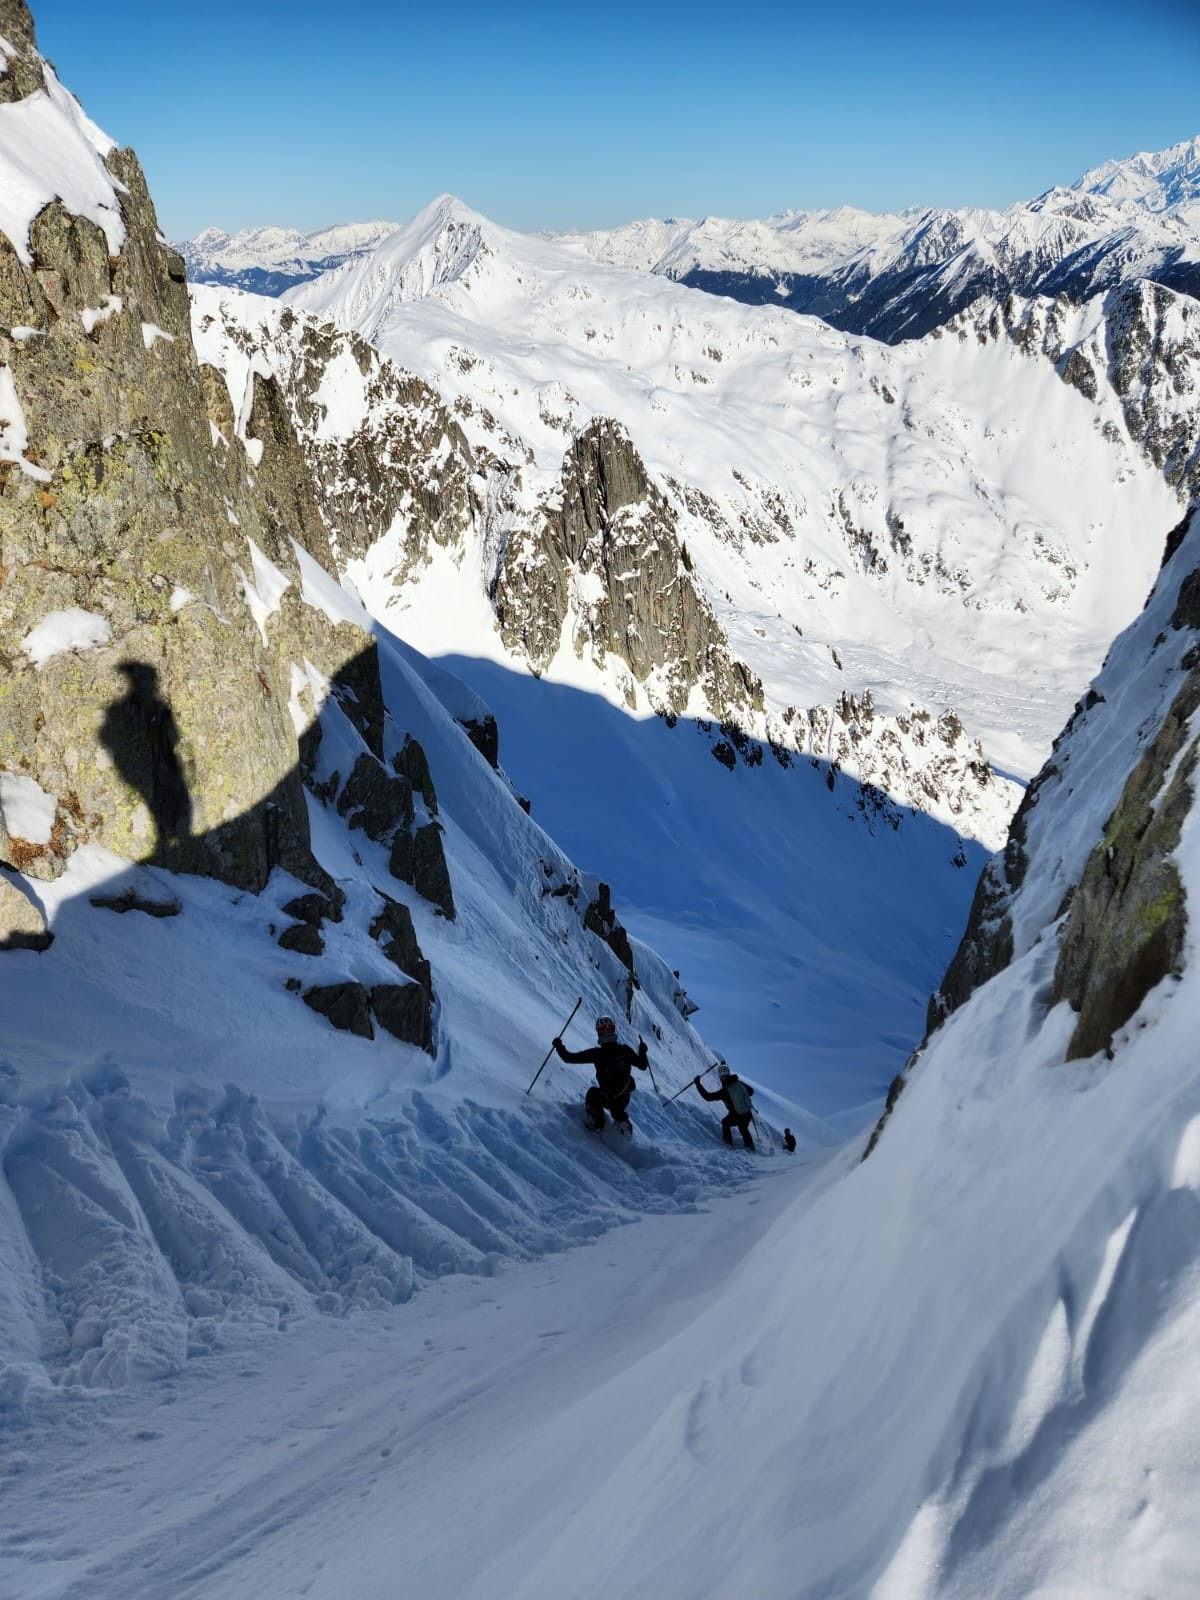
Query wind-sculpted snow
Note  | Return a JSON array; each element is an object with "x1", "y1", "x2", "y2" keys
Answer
[{"x1": 0, "y1": 1028, "x2": 746, "y2": 1416}]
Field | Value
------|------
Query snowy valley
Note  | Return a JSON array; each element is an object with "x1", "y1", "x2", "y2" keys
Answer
[{"x1": 2, "y1": 0, "x2": 1200, "y2": 1595}]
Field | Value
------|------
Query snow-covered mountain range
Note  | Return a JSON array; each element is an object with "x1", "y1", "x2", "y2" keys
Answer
[
  {"x1": 277, "y1": 195, "x2": 1189, "y2": 776},
  {"x1": 176, "y1": 220, "x2": 400, "y2": 296},
  {"x1": 179, "y1": 137, "x2": 1200, "y2": 343},
  {"x1": 565, "y1": 135, "x2": 1200, "y2": 340}
]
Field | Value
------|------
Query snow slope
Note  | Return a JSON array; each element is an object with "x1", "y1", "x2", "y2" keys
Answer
[{"x1": 1, "y1": 555, "x2": 821, "y2": 1411}]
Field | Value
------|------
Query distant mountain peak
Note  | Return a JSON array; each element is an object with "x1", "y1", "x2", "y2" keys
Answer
[{"x1": 1073, "y1": 133, "x2": 1200, "y2": 211}]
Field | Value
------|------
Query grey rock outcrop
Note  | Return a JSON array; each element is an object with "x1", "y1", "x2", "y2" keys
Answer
[
  {"x1": 302, "y1": 982, "x2": 373, "y2": 1038},
  {"x1": 369, "y1": 896, "x2": 431, "y2": 990},
  {"x1": 389, "y1": 821, "x2": 455, "y2": 920},
  {"x1": 1051, "y1": 676, "x2": 1195, "y2": 1059},
  {"x1": 369, "y1": 982, "x2": 432, "y2": 1052},
  {"x1": 583, "y1": 882, "x2": 634, "y2": 972},
  {"x1": 494, "y1": 419, "x2": 761, "y2": 719},
  {"x1": 0, "y1": 871, "x2": 51, "y2": 950}
]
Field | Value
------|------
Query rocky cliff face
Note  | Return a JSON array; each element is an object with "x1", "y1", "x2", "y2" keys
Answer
[
  {"x1": 494, "y1": 418, "x2": 762, "y2": 717},
  {"x1": 0, "y1": 0, "x2": 318, "y2": 893},
  {"x1": 0, "y1": 0, "x2": 459, "y2": 1038},
  {"x1": 0, "y1": 0, "x2": 676, "y2": 1047},
  {"x1": 924, "y1": 504, "x2": 1200, "y2": 1056}
]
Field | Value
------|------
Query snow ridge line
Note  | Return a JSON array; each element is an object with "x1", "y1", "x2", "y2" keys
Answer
[{"x1": 0, "y1": 1061, "x2": 745, "y2": 1414}]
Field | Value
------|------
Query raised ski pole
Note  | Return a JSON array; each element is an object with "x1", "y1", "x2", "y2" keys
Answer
[
  {"x1": 664, "y1": 1060, "x2": 722, "y2": 1105},
  {"x1": 526, "y1": 997, "x2": 582, "y2": 1095},
  {"x1": 643, "y1": 1044, "x2": 659, "y2": 1096}
]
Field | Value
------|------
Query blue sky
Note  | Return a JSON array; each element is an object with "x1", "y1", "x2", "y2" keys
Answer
[{"x1": 32, "y1": 0, "x2": 1200, "y2": 239}]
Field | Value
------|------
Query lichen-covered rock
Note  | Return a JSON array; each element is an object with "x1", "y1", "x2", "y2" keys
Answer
[
  {"x1": 0, "y1": 5, "x2": 398, "y2": 897},
  {"x1": 1051, "y1": 675, "x2": 1197, "y2": 1059},
  {"x1": 0, "y1": 871, "x2": 51, "y2": 951}
]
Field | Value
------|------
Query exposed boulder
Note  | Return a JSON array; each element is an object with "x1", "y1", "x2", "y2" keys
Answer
[
  {"x1": 369, "y1": 982, "x2": 433, "y2": 1053},
  {"x1": 336, "y1": 753, "x2": 413, "y2": 841},
  {"x1": 278, "y1": 922, "x2": 324, "y2": 956},
  {"x1": 281, "y1": 890, "x2": 339, "y2": 926},
  {"x1": 369, "y1": 897, "x2": 431, "y2": 989},
  {"x1": 393, "y1": 736, "x2": 438, "y2": 815},
  {"x1": 89, "y1": 887, "x2": 181, "y2": 918},
  {"x1": 413, "y1": 824, "x2": 454, "y2": 920},
  {"x1": 458, "y1": 713, "x2": 499, "y2": 769},
  {"x1": 0, "y1": 872, "x2": 52, "y2": 951},
  {"x1": 302, "y1": 982, "x2": 373, "y2": 1038},
  {"x1": 583, "y1": 882, "x2": 634, "y2": 972}
]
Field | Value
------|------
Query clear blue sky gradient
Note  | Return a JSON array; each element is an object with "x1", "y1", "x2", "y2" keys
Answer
[{"x1": 30, "y1": 0, "x2": 1200, "y2": 240}]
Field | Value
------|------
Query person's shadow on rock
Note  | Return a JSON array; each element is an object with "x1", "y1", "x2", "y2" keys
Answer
[{"x1": 99, "y1": 661, "x2": 192, "y2": 861}]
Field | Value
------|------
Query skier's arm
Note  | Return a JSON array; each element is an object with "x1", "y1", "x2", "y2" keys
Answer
[
  {"x1": 554, "y1": 1040, "x2": 599, "y2": 1065},
  {"x1": 694, "y1": 1077, "x2": 721, "y2": 1101},
  {"x1": 635, "y1": 1037, "x2": 649, "y2": 1072}
]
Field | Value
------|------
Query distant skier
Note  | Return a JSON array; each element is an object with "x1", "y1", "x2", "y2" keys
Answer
[
  {"x1": 782, "y1": 1128, "x2": 797, "y2": 1154},
  {"x1": 554, "y1": 1015, "x2": 649, "y2": 1134},
  {"x1": 695, "y1": 1063, "x2": 756, "y2": 1150}
]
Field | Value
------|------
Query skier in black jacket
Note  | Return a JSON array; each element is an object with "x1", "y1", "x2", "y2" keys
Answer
[
  {"x1": 554, "y1": 1015, "x2": 649, "y2": 1133},
  {"x1": 695, "y1": 1064, "x2": 756, "y2": 1150}
]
